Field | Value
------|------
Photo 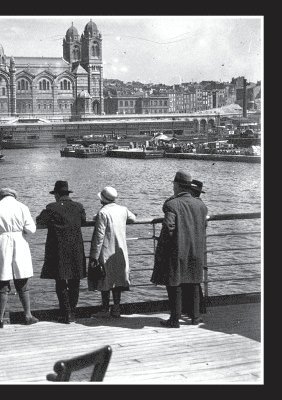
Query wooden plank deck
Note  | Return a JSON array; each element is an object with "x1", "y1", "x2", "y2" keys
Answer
[{"x1": 0, "y1": 302, "x2": 262, "y2": 384}]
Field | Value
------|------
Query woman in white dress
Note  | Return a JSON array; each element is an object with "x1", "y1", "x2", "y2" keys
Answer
[{"x1": 88, "y1": 186, "x2": 136, "y2": 318}]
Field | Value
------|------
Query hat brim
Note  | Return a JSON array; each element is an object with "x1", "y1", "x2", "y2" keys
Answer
[
  {"x1": 50, "y1": 190, "x2": 73, "y2": 194},
  {"x1": 98, "y1": 191, "x2": 115, "y2": 203}
]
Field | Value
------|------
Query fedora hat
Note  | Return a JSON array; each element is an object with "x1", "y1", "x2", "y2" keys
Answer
[
  {"x1": 98, "y1": 186, "x2": 118, "y2": 204},
  {"x1": 191, "y1": 179, "x2": 205, "y2": 194},
  {"x1": 50, "y1": 181, "x2": 73, "y2": 195},
  {"x1": 173, "y1": 170, "x2": 192, "y2": 186},
  {"x1": 0, "y1": 187, "x2": 18, "y2": 199}
]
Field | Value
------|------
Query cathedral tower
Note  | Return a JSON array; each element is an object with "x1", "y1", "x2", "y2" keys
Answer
[
  {"x1": 63, "y1": 22, "x2": 81, "y2": 66},
  {"x1": 80, "y1": 19, "x2": 104, "y2": 114}
]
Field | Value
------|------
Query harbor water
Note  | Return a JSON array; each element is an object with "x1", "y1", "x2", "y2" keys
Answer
[{"x1": 0, "y1": 146, "x2": 262, "y2": 311}]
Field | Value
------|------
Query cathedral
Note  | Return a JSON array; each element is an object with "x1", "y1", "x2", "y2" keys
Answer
[{"x1": 0, "y1": 19, "x2": 104, "y2": 119}]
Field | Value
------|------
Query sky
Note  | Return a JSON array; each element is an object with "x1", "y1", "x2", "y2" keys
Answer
[{"x1": 0, "y1": 15, "x2": 263, "y2": 85}]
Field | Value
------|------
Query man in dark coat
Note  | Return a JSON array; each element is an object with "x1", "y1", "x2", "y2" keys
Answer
[
  {"x1": 36, "y1": 181, "x2": 86, "y2": 324},
  {"x1": 151, "y1": 171, "x2": 208, "y2": 328}
]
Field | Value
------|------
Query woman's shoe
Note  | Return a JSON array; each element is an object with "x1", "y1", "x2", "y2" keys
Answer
[
  {"x1": 110, "y1": 305, "x2": 121, "y2": 318},
  {"x1": 25, "y1": 315, "x2": 39, "y2": 325},
  {"x1": 0, "y1": 320, "x2": 4, "y2": 328},
  {"x1": 191, "y1": 317, "x2": 203, "y2": 325},
  {"x1": 160, "y1": 318, "x2": 180, "y2": 328}
]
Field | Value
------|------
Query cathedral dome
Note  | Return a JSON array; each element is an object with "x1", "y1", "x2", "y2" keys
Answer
[
  {"x1": 84, "y1": 19, "x2": 98, "y2": 37},
  {"x1": 66, "y1": 23, "x2": 79, "y2": 40},
  {"x1": 78, "y1": 90, "x2": 91, "y2": 99}
]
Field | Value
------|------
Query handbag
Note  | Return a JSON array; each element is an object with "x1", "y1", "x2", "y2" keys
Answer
[{"x1": 88, "y1": 259, "x2": 106, "y2": 281}]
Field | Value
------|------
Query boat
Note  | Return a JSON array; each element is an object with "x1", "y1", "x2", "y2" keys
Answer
[
  {"x1": 106, "y1": 148, "x2": 165, "y2": 159},
  {"x1": 60, "y1": 144, "x2": 106, "y2": 158},
  {"x1": 60, "y1": 144, "x2": 84, "y2": 157},
  {"x1": 74, "y1": 144, "x2": 106, "y2": 158}
]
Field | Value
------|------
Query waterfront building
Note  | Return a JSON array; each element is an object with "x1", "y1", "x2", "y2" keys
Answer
[
  {"x1": 0, "y1": 19, "x2": 104, "y2": 119},
  {"x1": 104, "y1": 93, "x2": 169, "y2": 115}
]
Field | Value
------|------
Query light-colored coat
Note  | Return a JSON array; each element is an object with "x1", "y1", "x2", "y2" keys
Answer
[
  {"x1": 89, "y1": 202, "x2": 136, "y2": 291},
  {"x1": 0, "y1": 196, "x2": 36, "y2": 280}
]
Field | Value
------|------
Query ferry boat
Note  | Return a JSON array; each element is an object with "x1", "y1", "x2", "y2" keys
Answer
[
  {"x1": 107, "y1": 148, "x2": 165, "y2": 159},
  {"x1": 60, "y1": 144, "x2": 106, "y2": 158},
  {"x1": 0, "y1": 211, "x2": 262, "y2": 384},
  {"x1": 60, "y1": 144, "x2": 83, "y2": 157}
]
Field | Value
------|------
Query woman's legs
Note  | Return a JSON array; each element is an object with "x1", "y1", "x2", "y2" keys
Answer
[{"x1": 111, "y1": 287, "x2": 121, "y2": 317}]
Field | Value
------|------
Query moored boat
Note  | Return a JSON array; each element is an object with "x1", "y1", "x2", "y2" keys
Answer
[
  {"x1": 60, "y1": 144, "x2": 106, "y2": 158},
  {"x1": 60, "y1": 144, "x2": 83, "y2": 157},
  {"x1": 106, "y1": 148, "x2": 164, "y2": 159},
  {"x1": 74, "y1": 144, "x2": 106, "y2": 158}
]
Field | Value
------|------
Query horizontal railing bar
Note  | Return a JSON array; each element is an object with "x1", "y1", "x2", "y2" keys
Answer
[
  {"x1": 36, "y1": 211, "x2": 261, "y2": 230},
  {"x1": 207, "y1": 275, "x2": 261, "y2": 283},
  {"x1": 207, "y1": 212, "x2": 261, "y2": 221},
  {"x1": 206, "y1": 231, "x2": 261, "y2": 238},
  {"x1": 208, "y1": 246, "x2": 261, "y2": 252},
  {"x1": 207, "y1": 261, "x2": 261, "y2": 268}
]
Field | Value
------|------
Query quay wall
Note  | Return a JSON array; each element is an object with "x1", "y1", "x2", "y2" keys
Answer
[{"x1": 164, "y1": 152, "x2": 261, "y2": 163}]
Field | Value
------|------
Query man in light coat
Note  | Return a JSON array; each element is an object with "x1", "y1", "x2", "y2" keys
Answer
[
  {"x1": 0, "y1": 188, "x2": 38, "y2": 328},
  {"x1": 151, "y1": 171, "x2": 208, "y2": 328},
  {"x1": 88, "y1": 186, "x2": 136, "y2": 318}
]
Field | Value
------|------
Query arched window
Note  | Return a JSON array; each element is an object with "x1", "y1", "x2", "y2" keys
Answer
[
  {"x1": 60, "y1": 79, "x2": 71, "y2": 91},
  {"x1": 17, "y1": 79, "x2": 29, "y2": 91},
  {"x1": 2, "y1": 88, "x2": 5, "y2": 95},
  {"x1": 39, "y1": 79, "x2": 51, "y2": 91},
  {"x1": 38, "y1": 104, "x2": 41, "y2": 109}
]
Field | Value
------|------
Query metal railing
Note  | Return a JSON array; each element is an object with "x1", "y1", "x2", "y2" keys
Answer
[{"x1": 35, "y1": 211, "x2": 261, "y2": 300}]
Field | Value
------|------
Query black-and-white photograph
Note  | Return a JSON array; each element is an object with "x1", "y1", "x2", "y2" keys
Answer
[{"x1": 0, "y1": 15, "x2": 263, "y2": 384}]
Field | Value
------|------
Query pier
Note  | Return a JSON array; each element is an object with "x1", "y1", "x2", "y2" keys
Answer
[{"x1": 0, "y1": 212, "x2": 262, "y2": 384}]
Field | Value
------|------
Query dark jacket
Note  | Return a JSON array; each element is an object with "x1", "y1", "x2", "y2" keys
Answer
[
  {"x1": 151, "y1": 192, "x2": 208, "y2": 286},
  {"x1": 36, "y1": 196, "x2": 86, "y2": 280}
]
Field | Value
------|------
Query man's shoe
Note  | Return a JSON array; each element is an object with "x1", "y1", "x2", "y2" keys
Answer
[
  {"x1": 0, "y1": 320, "x2": 4, "y2": 328},
  {"x1": 160, "y1": 318, "x2": 180, "y2": 328},
  {"x1": 110, "y1": 305, "x2": 121, "y2": 318},
  {"x1": 58, "y1": 316, "x2": 70, "y2": 324},
  {"x1": 191, "y1": 317, "x2": 203, "y2": 325},
  {"x1": 25, "y1": 315, "x2": 39, "y2": 325}
]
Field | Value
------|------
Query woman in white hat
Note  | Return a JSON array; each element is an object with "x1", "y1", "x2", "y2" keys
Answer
[{"x1": 88, "y1": 186, "x2": 136, "y2": 317}]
